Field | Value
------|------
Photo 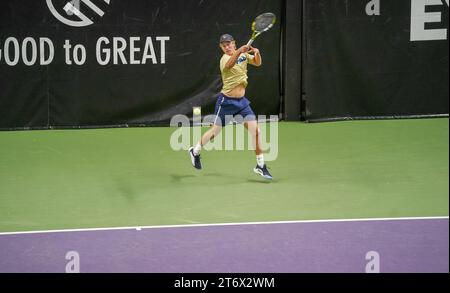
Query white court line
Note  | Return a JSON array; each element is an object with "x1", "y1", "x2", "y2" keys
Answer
[{"x1": 0, "y1": 216, "x2": 448, "y2": 236}]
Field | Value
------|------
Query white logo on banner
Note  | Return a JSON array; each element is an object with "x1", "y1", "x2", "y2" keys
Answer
[
  {"x1": 410, "y1": 0, "x2": 449, "y2": 41},
  {"x1": 47, "y1": 0, "x2": 111, "y2": 27}
]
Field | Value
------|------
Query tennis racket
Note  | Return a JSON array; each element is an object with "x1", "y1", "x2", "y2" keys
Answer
[{"x1": 246, "y1": 12, "x2": 277, "y2": 46}]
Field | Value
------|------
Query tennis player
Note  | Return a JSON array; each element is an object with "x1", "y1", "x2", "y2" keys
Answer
[{"x1": 189, "y1": 34, "x2": 273, "y2": 180}]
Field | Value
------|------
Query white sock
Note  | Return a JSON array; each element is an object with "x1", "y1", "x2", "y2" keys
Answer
[
  {"x1": 256, "y1": 154, "x2": 265, "y2": 168},
  {"x1": 193, "y1": 142, "x2": 202, "y2": 155}
]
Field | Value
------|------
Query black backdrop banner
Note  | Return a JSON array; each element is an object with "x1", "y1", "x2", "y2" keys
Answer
[
  {"x1": 0, "y1": 0, "x2": 282, "y2": 129},
  {"x1": 304, "y1": 0, "x2": 449, "y2": 121}
]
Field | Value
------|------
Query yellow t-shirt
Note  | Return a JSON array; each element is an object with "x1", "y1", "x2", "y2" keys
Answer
[{"x1": 220, "y1": 53, "x2": 256, "y2": 94}]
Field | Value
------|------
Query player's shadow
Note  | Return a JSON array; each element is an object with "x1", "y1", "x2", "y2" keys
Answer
[
  {"x1": 246, "y1": 178, "x2": 275, "y2": 184},
  {"x1": 204, "y1": 172, "x2": 226, "y2": 178},
  {"x1": 170, "y1": 174, "x2": 196, "y2": 183},
  {"x1": 204, "y1": 172, "x2": 276, "y2": 184},
  {"x1": 114, "y1": 177, "x2": 137, "y2": 203}
]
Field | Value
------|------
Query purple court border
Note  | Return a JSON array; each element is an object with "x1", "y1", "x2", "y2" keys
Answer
[{"x1": 0, "y1": 218, "x2": 448, "y2": 273}]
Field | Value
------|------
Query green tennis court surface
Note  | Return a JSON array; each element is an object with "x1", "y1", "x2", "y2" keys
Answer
[{"x1": 0, "y1": 119, "x2": 448, "y2": 233}]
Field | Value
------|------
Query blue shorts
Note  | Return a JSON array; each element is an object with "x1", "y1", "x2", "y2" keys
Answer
[{"x1": 214, "y1": 94, "x2": 256, "y2": 126}]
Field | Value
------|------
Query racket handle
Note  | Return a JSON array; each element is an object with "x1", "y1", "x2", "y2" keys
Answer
[{"x1": 246, "y1": 39, "x2": 254, "y2": 46}]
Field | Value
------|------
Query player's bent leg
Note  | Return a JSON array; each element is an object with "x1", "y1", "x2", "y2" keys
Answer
[
  {"x1": 201, "y1": 125, "x2": 222, "y2": 146},
  {"x1": 189, "y1": 125, "x2": 222, "y2": 170},
  {"x1": 244, "y1": 120, "x2": 262, "y2": 155},
  {"x1": 244, "y1": 120, "x2": 273, "y2": 180}
]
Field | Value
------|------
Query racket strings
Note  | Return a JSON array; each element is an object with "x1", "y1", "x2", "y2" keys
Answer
[
  {"x1": 254, "y1": 13, "x2": 276, "y2": 32},
  {"x1": 247, "y1": 12, "x2": 276, "y2": 45}
]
